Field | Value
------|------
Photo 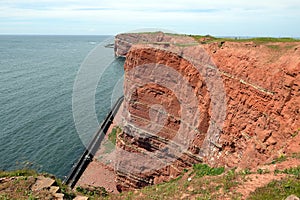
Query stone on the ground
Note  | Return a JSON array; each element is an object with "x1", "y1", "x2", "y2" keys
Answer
[
  {"x1": 73, "y1": 196, "x2": 89, "y2": 200},
  {"x1": 31, "y1": 176, "x2": 55, "y2": 191},
  {"x1": 285, "y1": 195, "x2": 300, "y2": 200},
  {"x1": 49, "y1": 186, "x2": 60, "y2": 194},
  {"x1": 53, "y1": 193, "x2": 64, "y2": 200}
]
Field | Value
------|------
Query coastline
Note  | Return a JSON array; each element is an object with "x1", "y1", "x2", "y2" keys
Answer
[
  {"x1": 74, "y1": 102, "x2": 124, "y2": 193},
  {"x1": 63, "y1": 97, "x2": 123, "y2": 189},
  {"x1": 1, "y1": 32, "x2": 300, "y2": 199}
]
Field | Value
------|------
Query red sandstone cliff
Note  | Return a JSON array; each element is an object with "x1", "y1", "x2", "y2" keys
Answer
[{"x1": 114, "y1": 33, "x2": 300, "y2": 191}]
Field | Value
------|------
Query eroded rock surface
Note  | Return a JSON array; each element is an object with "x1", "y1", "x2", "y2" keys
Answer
[{"x1": 114, "y1": 32, "x2": 300, "y2": 191}]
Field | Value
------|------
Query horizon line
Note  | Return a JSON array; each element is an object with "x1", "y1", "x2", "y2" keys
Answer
[{"x1": 0, "y1": 33, "x2": 299, "y2": 39}]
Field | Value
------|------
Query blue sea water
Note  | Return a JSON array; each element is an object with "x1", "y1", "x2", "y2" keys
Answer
[{"x1": 0, "y1": 35, "x2": 124, "y2": 178}]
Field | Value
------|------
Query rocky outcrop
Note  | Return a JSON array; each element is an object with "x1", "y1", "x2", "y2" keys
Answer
[
  {"x1": 114, "y1": 32, "x2": 300, "y2": 191},
  {"x1": 0, "y1": 175, "x2": 67, "y2": 200},
  {"x1": 115, "y1": 32, "x2": 164, "y2": 57},
  {"x1": 114, "y1": 32, "x2": 198, "y2": 57}
]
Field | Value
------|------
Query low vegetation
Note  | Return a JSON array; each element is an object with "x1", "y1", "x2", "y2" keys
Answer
[
  {"x1": 192, "y1": 163, "x2": 224, "y2": 178},
  {"x1": 104, "y1": 164, "x2": 300, "y2": 200},
  {"x1": 248, "y1": 177, "x2": 300, "y2": 200},
  {"x1": 275, "y1": 166, "x2": 300, "y2": 177},
  {"x1": 97, "y1": 164, "x2": 298, "y2": 200},
  {"x1": 76, "y1": 185, "x2": 108, "y2": 199},
  {"x1": 0, "y1": 169, "x2": 74, "y2": 199},
  {"x1": 108, "y1": 126, "x2": 122, "y2": 145},
  {"x1": 1, "y1": 163, "x2": 300, "y2": 199},
  {"x1": 0, "y1": 169, "x2": 37, "y2": 178},
  {"x1": 101, "y1": 126, "x2": 122, "y2": 154},
  {"x1": 191, "y1": 35, "x2": 300, "y2": 45},
  {"x1": 269, "y1": 154, "x2": 287, "y2": 164}
]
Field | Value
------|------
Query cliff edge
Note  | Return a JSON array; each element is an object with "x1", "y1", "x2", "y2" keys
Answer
[{"x1": 114, "y1": 32, "x2": 300, "y2": 191}]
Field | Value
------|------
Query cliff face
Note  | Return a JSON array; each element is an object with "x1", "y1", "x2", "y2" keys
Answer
[
  {"x1": 203, "y1": 41, "x2": 300, "y2": 168},
  {"x1": 114, "y1": 33, "x2": 300, "y2": 191}
]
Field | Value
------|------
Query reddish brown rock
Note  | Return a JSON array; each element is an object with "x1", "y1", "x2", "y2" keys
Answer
[
  {"x1": 115, "y1": 32, "x2": 165, "y2": 57},
  {"x1": 114, "y1": 32, "x2": 300, "y2": 191}
]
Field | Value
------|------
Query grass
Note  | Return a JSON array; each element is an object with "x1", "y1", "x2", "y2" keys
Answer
[
  {"x1": 134, "y1": 32, "x2": 300, "y2": 42},
  {"x1": 222, "y1": 168, "x2": 239, "y2": 192},
  {"x1": 55, "y1": 177, "x2": 76, "y2": 199},
  {"x1": 266, "y1": 45, "x2": 280, "y2": 50},
  {"x1": 248, "y1": 177, "x2": 300, "y2": 200},
  {"x1": 257, "y1": 168, "x2": 270, "y2": 175},
  {"x1": 246, "y1": 37, "x2": 300, "y2": 43},
  {"x1": 0, "y1": 169, "x2": 38, "y2": 178},
  {"x1": 191, "y1": 35, "x2": 300, "y2": 45},
  {"x1": 280, "y1": 166, "x2": 300, "y2": 177},
  {"x1": 2, "y1": 163, "x2": 300, "y2": 200},
  {"x1": 106, "y1": 163, "x2": 300, "y2": 200},
  {"x1": 240, "y1": 168, "x2": 252, "y2": 175},
  {"x1": 105, "y1": 164, "x2": 241, "y2": 199},
  {"x1": 0, "y1": 170, "x2": 41, "y2": 200},
  {"x1": 125, "y1": 32, "x2": 300, "y2": 51},
  {"x1": 137, "y1": 177, "x2": 180, "y2": 199},
  {"x1": 192, "y1": 163, "x2": 225, "y2": 178},
  {"x1": 108, "y1": 126, "x2": 122, "y2": 145},
  {"x1": 269, "y1": 154, "x2": 287, "y2": 164},
  {"x1": 76, "y1": 185, "x2": 108, "y2": 199},
  {"x1": 292, "y1": 152, "x2": 300, "y2": 159},
  {"x1": 291, "y1": 128, "x2": 300, "y2": 138},
  {"x1": 0, "y1": 169, "x2": 77, "y2": 200},
  {"x1": 101, "y1": 126, "x2": 123, "y2": 154}
]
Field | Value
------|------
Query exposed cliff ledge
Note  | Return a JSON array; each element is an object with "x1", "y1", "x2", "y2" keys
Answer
[{"x1": 114, "y1": 32, "x2": 300, "y2": 191}]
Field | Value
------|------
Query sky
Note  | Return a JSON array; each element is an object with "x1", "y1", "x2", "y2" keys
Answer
[{"x1": 0, "y1": 0, "x2": 299, "y2": 37}]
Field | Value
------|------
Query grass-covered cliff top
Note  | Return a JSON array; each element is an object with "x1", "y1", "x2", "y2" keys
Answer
[
  {"x1": 125, "y1": 31, "x2": 300, "y2": 44},
  {"x1": 191, "y1": 34, "x2": 300, "y2": 44}
]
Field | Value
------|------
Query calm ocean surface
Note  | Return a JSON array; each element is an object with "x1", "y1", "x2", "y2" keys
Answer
[{"x1": 0, "y1": 35, "x2": 124, "y2": 178}]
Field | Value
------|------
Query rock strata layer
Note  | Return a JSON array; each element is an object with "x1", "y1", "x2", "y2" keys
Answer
[{"x1": 114, "y1": 32, "x2": 300, "y2": 191}]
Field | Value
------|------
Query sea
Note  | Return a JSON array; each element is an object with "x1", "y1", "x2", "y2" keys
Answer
[{"x1": 0, "y1": 35, "x2": 124, "y2": 178}]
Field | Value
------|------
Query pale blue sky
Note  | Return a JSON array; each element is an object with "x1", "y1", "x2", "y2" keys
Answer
[{"x1": 1, "y1": 0, "x2": 299, "y2": 37}]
